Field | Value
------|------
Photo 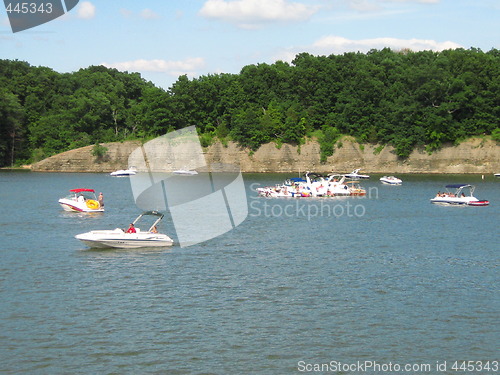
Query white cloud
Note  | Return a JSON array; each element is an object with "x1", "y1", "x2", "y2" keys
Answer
[
  {"x1": 119, "y1": 8, "x2": 161, "y2": 20},
  {"x1": 388, "y1": 0, "x2": 440, "y2": 3},
  {"x1": 77, "y1": 1, "x2": 96, "y2": 19},
  {"x1": 275, "y1": 35, "x2": 462, "y2": 62},
  {"x1": 140, "y1": 9, "x2": 161, "y2": 20},
  {"x1": 119, "y1": 8, "x2": 133, "y2": 18},
  {"x1": 101, "y1": 58, "x2": 206, "y2": 77},
  {"x1": 346, "y1": 0, "x2": 440, "y2": 12},
  {"x1": 199, "y1": 0, "x2": 320, "y2": 28},
  {"x1": 347, "y1": 0, "x2": 383, "y2": 12},
  {"x1": 312, "y1": 35, "x2": 461, "y2": 52}
]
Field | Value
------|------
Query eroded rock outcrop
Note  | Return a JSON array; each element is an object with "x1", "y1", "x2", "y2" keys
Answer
[{"x1": 32, "y1": 138, "x2": 499, "y2": 173}]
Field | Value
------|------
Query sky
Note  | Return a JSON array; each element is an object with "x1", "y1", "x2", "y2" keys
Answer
[{"x1": 1, "y1": 0, "x2": 499, "y2": 90}]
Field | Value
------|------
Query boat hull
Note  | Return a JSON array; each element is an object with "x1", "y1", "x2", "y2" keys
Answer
[
  {"x1": 345, "y1": 174, "x2": 369, "y2": 179},
  {"x1": 380, "y1": 180, "x2": 402, "y2": 185},
  {"x1": 75, "y1": 230, "x2": 173, "y2": 248},
  {"x1": 430, "y1": 198, "x2": 489, "y2": 206},
  {"x1": 59, "y1": 199, "x2": 104, "y2": 213},
  {"x1": 467, "y1": 200, "x2": 489, "y2": 206},
  {"x1": 110, "y1": 169, "x2": 137, "y2": 176}
]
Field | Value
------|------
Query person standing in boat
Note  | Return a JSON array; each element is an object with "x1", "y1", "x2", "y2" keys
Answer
[{"x1": 98, "y1": 192, "x2": 104, "y2": 207}]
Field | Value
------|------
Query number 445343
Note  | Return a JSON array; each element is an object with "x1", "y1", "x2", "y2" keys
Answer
[
  {"x1": 452, "y1": 361, "x2": 498, "y2": 372},
  {"x1": 5, "y1": 2, "x2": 54, "y2": 14}
]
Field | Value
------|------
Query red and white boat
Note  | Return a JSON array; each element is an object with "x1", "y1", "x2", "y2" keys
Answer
[
  {"x1": 58, "y1": 188, "x2": 104, "y2": 212},
  {"x1": 430, "y1": 184, "x2": 489, "y2": 206}
]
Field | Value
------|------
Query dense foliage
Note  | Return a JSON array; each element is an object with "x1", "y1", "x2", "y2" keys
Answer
[{"x1": 1, "y1": 48, "x2": 499, "y2": 167}]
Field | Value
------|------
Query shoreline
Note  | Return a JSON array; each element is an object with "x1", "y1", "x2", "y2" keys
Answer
[{"x1": 7, "y1": 170, "x2": 498, "y2": 175}]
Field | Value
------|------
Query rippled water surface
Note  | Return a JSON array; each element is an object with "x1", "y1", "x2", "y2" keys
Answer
[{"x1": 0, "y1": 171, "x2": 498, "y2": 374}]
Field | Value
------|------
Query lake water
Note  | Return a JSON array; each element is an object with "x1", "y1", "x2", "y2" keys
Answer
[{"x1": 0, "y1": 171, "x2": 498, "y2": 374}]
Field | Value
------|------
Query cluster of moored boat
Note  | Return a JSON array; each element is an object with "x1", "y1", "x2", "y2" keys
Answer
[
  {"x1": 257, "y1": 169, "x2": 405, "y2": 198},
  {"x1": 257, "y1": 171, "x2": 368, "y2": 198}
]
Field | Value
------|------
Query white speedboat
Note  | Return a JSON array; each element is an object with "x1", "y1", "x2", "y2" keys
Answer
[
  {"x1": 110, "y1": 167, "x2": 137, "y2": 176},
  {"x1": 75, "y1": 211, "x2": 173, "y2": 248},
  {"x1": 495, "y1": 173, "x2": 500, "y2": 177},
  {"x1": 321, "y1": 173, "x2": 351, "y2": 196},
  {"x1": 380, "y1": 176, "x2": 402, "y2": 185},
  {"x1": 430, "y1": 184, "x2": 489, "y2": 206},
  {"x1": 58, "y1": 189, "x2": 104, "y2": 212},
  {"x1": 344, "y1": 169, "x2": 370, "y2": 179}
]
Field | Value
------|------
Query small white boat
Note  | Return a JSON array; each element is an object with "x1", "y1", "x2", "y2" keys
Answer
[
  {"x1": 173, "y1": 169, "x2": 198, "y2": 175},
  {"x1": 110, "y1": 167, "x2": 137, "y2": 177},
  {"x1": 75, "y1": 211, "x2": 173, "y2": 248},
  {"x1": 380, "y1": 176, "x2": 402, "y2": 185},
  {"x1": 430, "y1": 184, "x2": 489, "y2": 206},
  {"x1": 58, "y1": 189, "x2": 104, "y2": 212},
  {"x1": 344, "y1": 169, "x2": 370, "y2": 179},
  {"x1": 495, "y1": 173, "x2": 500, "y2": 177},
  {"x1": 346, "y1": 181, "x2": 366, "y2": 196}
]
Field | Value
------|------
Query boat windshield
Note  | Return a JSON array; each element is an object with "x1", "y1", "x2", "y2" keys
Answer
[
  {"x1": 66, "y1": 191, "x2": 96, "y2": 200},
  {"x1": 132, "y1": 211, "x2": 165, "y2": 232}
]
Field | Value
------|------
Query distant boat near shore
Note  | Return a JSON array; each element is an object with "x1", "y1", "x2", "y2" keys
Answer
[
  {"x1": 380, "y1": 176, "x2": 403, "y2": 185},
  {"x1": 110, "y1": 167, "x2": 137, "y2": 177},
  {"x1": 344, "y1": 168, "x2": 370, "y2": 179}
]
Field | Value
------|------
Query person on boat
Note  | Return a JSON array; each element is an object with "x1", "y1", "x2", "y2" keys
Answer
[
  {"x1": 98, "y1": 192, "x2": 104, "y2": 207},
  {"x1": 151, "y1": 226, "x2": 158, "y2": 233},
  {"x1": 126, "y1": 223, "x2": 136, "y2": 233},
  {"x1": 78, "y1": 194, "x2": 85, "y2": 203}
]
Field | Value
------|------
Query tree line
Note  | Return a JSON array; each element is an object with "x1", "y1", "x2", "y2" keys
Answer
[{"x1": 1, "y1": 47, "x2": 499, "y2": 167}]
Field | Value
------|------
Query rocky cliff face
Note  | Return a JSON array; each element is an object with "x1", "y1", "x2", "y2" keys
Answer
[
  {"x1": 32, "y1": 138, "x2": 499, "y2": 173},
  {"x1": 32, "y1": 141, "x2": 143, "y2": 173}
]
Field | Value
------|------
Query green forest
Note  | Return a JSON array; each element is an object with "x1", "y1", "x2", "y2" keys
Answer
[{"x1": 1, "y1": 47, "x2": 499, "y2": 167}]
